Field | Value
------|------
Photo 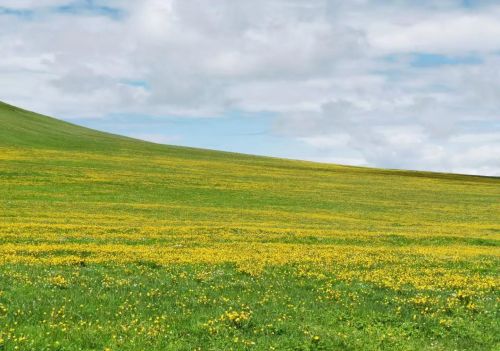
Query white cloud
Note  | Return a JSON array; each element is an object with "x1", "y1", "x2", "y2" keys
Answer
[
  {"x1": 0, "y1": 0, "x2": 499, "y2": 175},
  {"x1": 0, "y1": 0, "x2": 69, "y2": 8},
  {"x1": 368, "y1": 12, "x2": 500, "y2": 54}
]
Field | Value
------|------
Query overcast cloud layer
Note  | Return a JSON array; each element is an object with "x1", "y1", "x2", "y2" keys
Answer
[{"x1": 1, "y1": 0, "x2": 499, "y2": 175}]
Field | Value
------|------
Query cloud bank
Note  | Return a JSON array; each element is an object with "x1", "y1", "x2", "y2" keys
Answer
[{"x1": 1, "y1": 0, "x2": 499, "y2": 175}]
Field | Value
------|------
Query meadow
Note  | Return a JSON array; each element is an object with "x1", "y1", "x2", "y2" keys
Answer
[{"x1": 0, "y1": 101, "x2": 499, "y2": 350}]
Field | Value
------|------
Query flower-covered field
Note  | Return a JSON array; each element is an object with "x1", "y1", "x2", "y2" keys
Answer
[{"x1": 0, "y1": 102, "x2": 499, "y2": 350}]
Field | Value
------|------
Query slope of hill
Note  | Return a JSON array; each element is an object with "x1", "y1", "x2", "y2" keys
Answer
[{"x1": 0, "y1": 101, "x2": 499, "y2": 350}]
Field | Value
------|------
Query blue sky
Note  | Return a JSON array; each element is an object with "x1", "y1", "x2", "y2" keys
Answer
[
  {"x1": 0, "y1": 0, "x2": 499, "y2": 175},
  {"x1": 75, "y1": 113, "x2": 323, "y2": 160}
]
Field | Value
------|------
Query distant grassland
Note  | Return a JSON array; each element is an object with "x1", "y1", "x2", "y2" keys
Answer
[{"x1": 0, "y1": 101, "x2": 499, "y2": 350}]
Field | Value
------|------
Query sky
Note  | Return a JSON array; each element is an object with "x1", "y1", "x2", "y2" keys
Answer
[{"x1": 1, "y1": 0, "x2": 499, "y2": 176}]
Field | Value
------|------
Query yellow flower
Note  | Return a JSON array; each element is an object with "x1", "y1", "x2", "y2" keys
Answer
[{"x1": 49, "y1": 275, "x2": 69, "y2": 289}]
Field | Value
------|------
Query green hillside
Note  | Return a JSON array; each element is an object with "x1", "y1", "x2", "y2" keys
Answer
[{"x1": 0, "y1": 101, "x2": 499, "y2": 350}]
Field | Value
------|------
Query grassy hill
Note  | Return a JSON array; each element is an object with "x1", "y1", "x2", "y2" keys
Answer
[{"x1": 0, "y1": 101, "x2": 498, "y2": 350}]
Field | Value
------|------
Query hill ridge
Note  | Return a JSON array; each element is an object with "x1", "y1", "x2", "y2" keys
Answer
[{"x1": 1, "y1": 100, "x2": 498, "y2": 180}]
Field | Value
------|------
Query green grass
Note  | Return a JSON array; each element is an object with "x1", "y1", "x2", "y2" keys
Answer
[{"x1": 0, "y1": 101, "x2": 499, "y2": 350}]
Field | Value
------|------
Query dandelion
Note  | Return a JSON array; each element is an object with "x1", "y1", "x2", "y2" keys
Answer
[{"x1": 49, "y1": 275, "x2": 69, "y2": 289}]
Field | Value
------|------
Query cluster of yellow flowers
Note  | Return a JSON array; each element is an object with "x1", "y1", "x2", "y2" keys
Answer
[
  {"x1": 0, "y1": 240, "x2": 497, "y2": 295},
  {"x1": 204, "y1": 307, "x2": 253, "y2": 337},
  {"x1": 48, "y1": 275, "x2": 69, "y2": 289}
]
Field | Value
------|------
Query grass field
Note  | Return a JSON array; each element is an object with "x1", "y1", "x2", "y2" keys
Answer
[{"x1": 0, "y1": 100, "x2": 499, "y2": 350}]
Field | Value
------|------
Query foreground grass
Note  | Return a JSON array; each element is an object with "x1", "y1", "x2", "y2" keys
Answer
[
  {"x1": 0, "y1": 102, "x2": 499, "y2": 350},
  {"x1": 1, "y1": 263, "x2": 498, "y2": 351}
]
